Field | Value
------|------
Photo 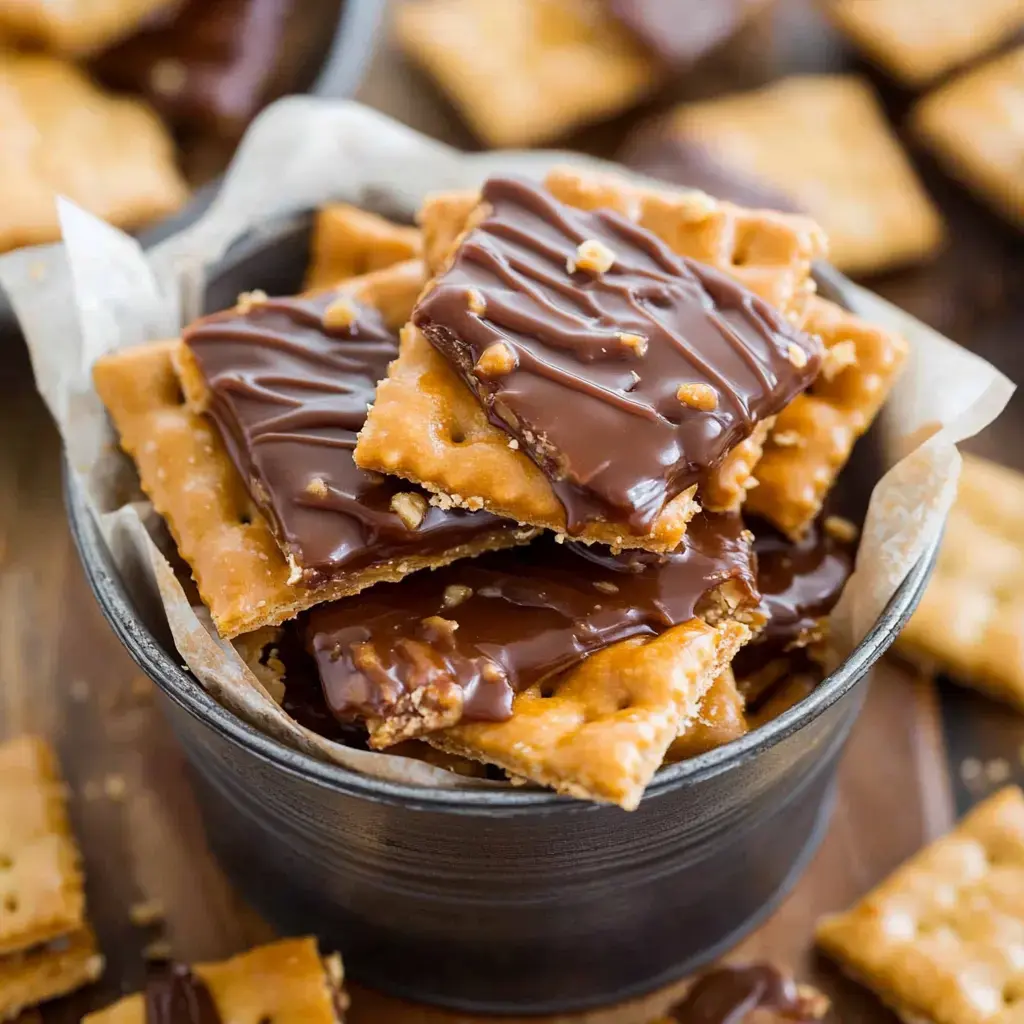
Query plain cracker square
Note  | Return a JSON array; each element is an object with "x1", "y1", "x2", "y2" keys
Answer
[
  {"x1": 393, "y1": 0, "x2": 658, "y2": 148},
  {"x1": 0, "y1": 736, "x2": 85, "y2": 958},
  {"x1": 824, "y1": 0, "x2": 1024, "y2": 86},
  {"x1": 897, "y1": 455, "x2": 1024, "y2": 709},
  {"x1": 667, "y1": 75, "x2": 944, "y2": 276},
  {"x1": 355, "y1": 167, "x2": 827, "y2": 550},
  {"x1": 0, "y1": 53, "x2": 187, "y2": 253},
  {"x1": 83, "y1": 937, "x2": 345, "y2": 1024},
  {"x1": 913, "y1": 46, "x2": 1024, "y2": 229},
  {"x1": 817, "y1": 786, "x2": 1024, "y2": 1024}
]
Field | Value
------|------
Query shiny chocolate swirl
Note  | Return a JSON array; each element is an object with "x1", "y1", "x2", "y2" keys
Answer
[
  {"x1": 608, "y1": 0, "x2": 765, "y2": 67},
  {"x1": 667, "y1": 964, "x2": 825, "y2": 1023},
  {"x1": 414, "y1": 176, "x2": 822, "y2": 534},
  {"x1": 307, "y1": 512, "x2": 756, "y2": 725},
  {"x1": 184, "y1": 291, "x2": 505, "y2": 584},
  {"x1": 144, "y1": 962, "x2": 221, "y2": 1024}
]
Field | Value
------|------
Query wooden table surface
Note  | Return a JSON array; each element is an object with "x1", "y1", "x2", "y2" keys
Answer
[{"x1": 3, "y1": 2, "x2": 1024, "y2": 1021}]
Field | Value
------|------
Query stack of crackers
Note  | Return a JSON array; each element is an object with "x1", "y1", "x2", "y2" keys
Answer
[
  {"x1": 0, "y1": 735, "x2": 103, "y2": 1021},
  {"x1": 93, "y1": 165, "x2": 908, "y2": 810}
]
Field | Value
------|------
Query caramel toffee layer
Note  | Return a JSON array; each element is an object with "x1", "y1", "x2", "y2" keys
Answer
[
  {"x1": 734, "y1": 517, "x2": 853, "y2": 678},
  {"x1": 668, "y1": 964, "x2": 823, "y2": 1023},
  {"x1": 184, "y1": 291, "x2": 504, "y2": 583},
  {"x1": 414, "y1": 176, "x2": 822, "y2": 533},
  {"x1": 144, "y1": 962, "x2": 220, "y2": 1024},
  {"x1": 306, "y1": 512, "x2": 756, "y2": 726}
]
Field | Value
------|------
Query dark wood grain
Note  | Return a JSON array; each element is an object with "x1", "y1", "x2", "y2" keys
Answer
[{"x1": 9, "y1": 0, "x2": 1024, "y2": 1018}]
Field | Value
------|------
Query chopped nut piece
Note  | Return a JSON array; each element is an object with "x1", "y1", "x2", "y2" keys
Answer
[
  {"x1": 568, "y1": 238, "x2": 615, "y2": 274},
  {"x1": 129, "y1": 898, "x2": 166, "y2": 927},
  {"x1": 235, "y1": 289, "x2": 268, "y2": 314},
  {"x1": 390, "y1": 491, "x2": 428, "y2": 529},
  {"x1": 618, "y1": 332, "x2": 648, "y2": 356},
  {"x1": 466, "y1": 288, "x2": 487, "y2": 315},
  {"x1": 676, "y1": 382, "x2": 718, "y2": 411},
  {"x1": 443, "y1": 584, "x2": 473, "y2": 608},
  {"x1": 323, "y1": 295, "x2": 358, "y2": 330},
  {"x1": 594, "y1": 580, "x2": 619, "y2": 594},
  {"x1": 474, "y1": 342, "x2": 518, "y2": 378},
  {"x1": 824, "y1": 515, "x2": 858, "y2": 543},
  {"x1": 820, "y1": 338, "x2": 858, "y2": 381},
  {"x1": 787, "y1": 343, "x2": 808, "y2": 369},
  {"x1": 305, "y1": 477, "x2": 328, "y2": 499}
]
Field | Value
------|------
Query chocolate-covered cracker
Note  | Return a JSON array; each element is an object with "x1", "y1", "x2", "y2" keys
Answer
[
  {"x1": 306, "y1": 511, "x2": 758, "y2": 747},
  {"x1": 412, "y1": 176, "x2": 823, "y2": 536}
]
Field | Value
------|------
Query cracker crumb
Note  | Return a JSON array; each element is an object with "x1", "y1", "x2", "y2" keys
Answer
[
  {"x1": 305, "y1": 477, "x2": 329, "y2": 499},
  {"x1": 286, "y1": 553, "x2": 303, "y2": 586},
  {"x1": 508, "y1": 438, "x2": 519, "y2": 450},
  {"x1": 443, "y1": 584, "x2": 473, "y2": 608},
  {"x1": 466, "y1": 288, "x2": 486, "y2": 315},
  {"x1": 323, "y1": 295, "x2": 358, "y2": 330},
  {"x1": 465, "y1": 496, "x2": 484, "y2": 511},
  {"x1": 568, "y1": 239, "x2": 615, "y2": 274},
  {"x1": 618, "y1": 332, "x2": 648, "y2": 356},
  {"x1": 772, "y1": 430, "x2": 805, "y2": 448},
  {"x1": 143, "y1": 940, "x2": 173, "y2": 962},
  {"x1": 390, "y1": 491, "x2": 428, "y2": 530},
  {"x1": 474, "y1": 342, "x2": 517, "y2": 378},
  {"x1": 820, "y1": 339, "x2": 858, "y2": 381},
  {"x1": 676, "y1": 382, "x2": 718, "y2": 411},
  {"x1": 103, "y1": 774, "x2": 126, "y2": 801},
  {"x1": 129, "y1": 899, "x2": 166, "y2": 927},
  {"x1": 787, "y1": 343, "x2": 808, "y2": 369},
  {"x1": 69, "y1": 679, "x2": 90, "y2": 703},
  {"x1": 594, "y1": 581, "x2": 619, "y2": 594},
  {"x1": 236, "y1": 289, "x2": 268, "y2": 314},
  {"x1": 429, "y1": 492, "x2": 456, "y2": 511},
  {"x1": 824, "y1": 515, "x2": 859, "y2": 544},
  {"x1": 554, "y1": 533, "x2": 566, "y2": 544},
  {"x1": 397, "y1": 562, "x2": 410, "y2": 574}
]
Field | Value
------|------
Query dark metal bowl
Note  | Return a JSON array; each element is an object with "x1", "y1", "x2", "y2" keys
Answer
[{"x1": 65, "y1": 214, "x2": 940, "y2": 1015}]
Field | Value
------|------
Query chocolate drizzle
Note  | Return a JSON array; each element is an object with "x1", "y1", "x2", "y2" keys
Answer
[
  {"x1": 144, "y1": 962, "x2": 221, "y2": 1024},
  {"x1": 667, "y1": 964, "x2": 824, "y2": 1023},
  {"x1": 184, "y1": 291, "x2": 504, "y2": 582},
  {"x1": 414, "y1": 176, "x2": 821, "y2": 534},
  {"x1": 306, "y1": 512, "x2": 756, "y2": 726}
]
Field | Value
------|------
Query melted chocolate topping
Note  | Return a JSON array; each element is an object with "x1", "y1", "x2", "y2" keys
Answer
[
  {"x1": 307, "y1": 512, "x2": 756, "y2": 725},
  {"x1": 668, "y1": 964, "x2": 823, "y2": 1023},
  {"x1": 608, "y1": 0, "x2": 765, "y2": 67},
  {"x1": 414, "y1": 177, "x2": 821, "y2": 534},
  {"x1": 144, "y1": 962, "x2": 221, "y2": 1024},
  {"x1": 622, "y1": 128, "x2": 801, "y2": 214},
  {"x1": 184, "y1": 291, "x2": 503, "y2": 583}
]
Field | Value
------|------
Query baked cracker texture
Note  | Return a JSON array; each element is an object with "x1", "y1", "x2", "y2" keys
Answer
[
  {"x1": 83, "y1": 937, "x2": 346, "y2": 1023},
  {"x1": 824, "y1": 0, "x2": 1024, "y2": 86},
  {"x1": 664, "y1": 668, "x2": 748, "y2": 763},
  {"x1": 0, "y1": 53, "x2": 187, "y2": 253},
  {"x1": 305, "y1": 204, "x2": 423, "y2": 291},
  {"x1": 913, "y1": 46, "x2": 1024, "y2": 229},
  {"x1": 0, "y1": 0, "x2": 177, "y2": 55},
  {"x1": 666, "y1": 75, "x2": 944, "y2": 276},
  {"x1": 817, "y1": 786, "x2": 1024, "y2": 1024},
  {"x1": 429, "y1": 618, "x2": 751, "y2": 810},
  {"x1": 747, "y1": 296, "x2": 909, "y2": 538},
  {"x1": 94, "y1": 263, "x2": 528, "y2": 639},
  {"x1": 898, "y1": 455, "x2": 1024, "y2": 709},
  {"x1": 355, "y1": 167, "x2": 827, "y2": 551},
  {"x1": 393, "y1": 0, "x2": 657, "y2": 148}
]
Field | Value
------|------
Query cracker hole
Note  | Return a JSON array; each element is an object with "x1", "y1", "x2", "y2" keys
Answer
[
  {"x1": 3, "y1": 894, "x2": 17, "y2": 914},
  {"x1": 238, "y1": 512, "x2": 252, "y2": 526},
  {"x1": 539, "y1": 682, "x2": 557, "y2": 699},
  {"x1": 449, "y1": 426, "x2": 467, "y2": 445},
  {"x1": 0, "y1": 855, "x2": 11, "y2": 871},
  {"x1": 617, "y1": 696, "x2": 632, "y2": 711}
]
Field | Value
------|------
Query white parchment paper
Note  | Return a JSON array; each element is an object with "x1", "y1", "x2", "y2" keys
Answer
[{"x1": 0, "y1": 98, "x2": 1014, "y2": 786}]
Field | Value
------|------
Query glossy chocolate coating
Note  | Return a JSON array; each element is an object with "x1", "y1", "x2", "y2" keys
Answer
[
  {"x1": 668, "y1": 963, "x2": 823, "y2": 1022},
  {"x1": 608, "y1": 0, "x2": 765, "y2": 67},
  {"x1": 95, "y1": 0, "x2": 293, "y2": 134},
  {"x1": 184, "y1": 291, "x2": 504, "y2": 582},
  {"x1": 144, "y1": 963, "x2": 221, "y2": 1024},
  {"x1": 622, "y1": 127, "x2": 801, "y2": 214},
  {"x1": 307, "y1": 512, "x2": 755, "y2": 725},
  {"x1": 415, "y1": 177, "x2": 821, "y2": 534}
]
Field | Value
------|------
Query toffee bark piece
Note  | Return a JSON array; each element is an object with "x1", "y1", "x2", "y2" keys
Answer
[
  {"x1": 307, "y1": 511, "x2": 758, "y2": 747},
  {"x1": 94, "y1": 263, "x2": 528, "y2": 638},
  {"x1": 663, "y1": 668, "x2": 748, "y2": 763},
  {"x1": 413, "y1": 176, "x2": 823, "y2": 536}
]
